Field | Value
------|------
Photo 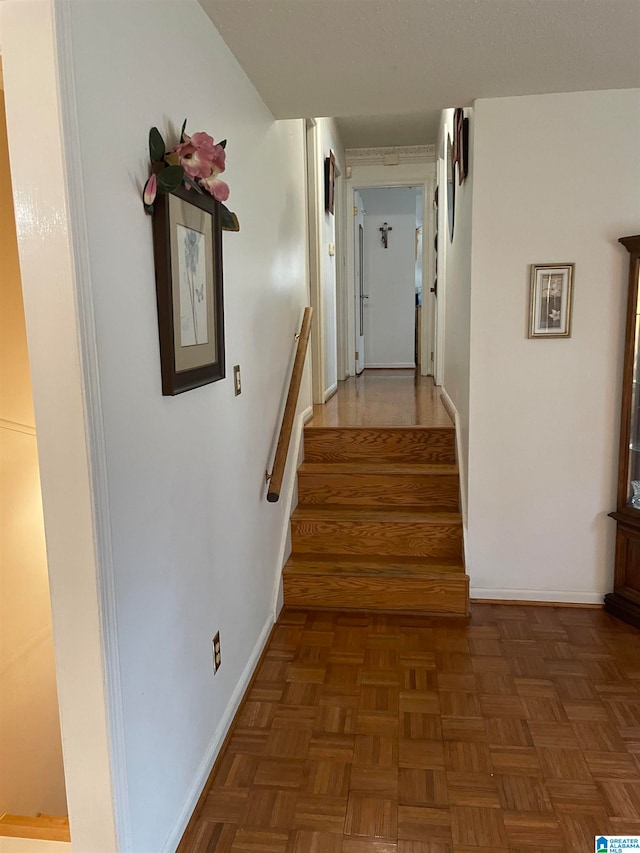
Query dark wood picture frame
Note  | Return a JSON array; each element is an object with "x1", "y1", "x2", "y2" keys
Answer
[
  {"x1": 325, "y1": 149, "x2": 336, "y2": 215},
  {"x1": 452, "y1": 108, "x2": 463, "y2": 167},
  {"x1": 446, "y1": 132, "x2": 455, "y2": 243},
  {"x1": 459, "y1": 117, "x2": 469, "y2": 184},
  {"x1": 152, "y1": 184, "x2": 225, "y2": 395},
  {"x1": 453, "y1": 108, "x2": 469, "y2": 185}
]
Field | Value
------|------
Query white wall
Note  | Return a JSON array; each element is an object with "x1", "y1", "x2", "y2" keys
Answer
[
  {"x1": 3, "y1": 1, "x2": 310, "y2": 850},
  {"x1": 437, "y1": 108, "x2": 474, "y2": 525},
  {"x1": 0, "y1": 89, "x2": 66, "y2": 816},
  {"x1": 467, "y1": 88, "x2": 640, "y2": 601},
  {"x1": 67, "y1": 3, "x2": 310, "y2": 849},
  {"x1": 359, "y1": 187, "x2": 417, "y2": 367},
  {"x1": 315, "y1": 119, "x2": 344, "y2": 396}
]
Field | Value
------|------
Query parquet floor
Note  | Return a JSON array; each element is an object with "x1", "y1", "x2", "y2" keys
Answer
[{"x1": 179, "y1": 604, "x2": 640, "y2": 852}]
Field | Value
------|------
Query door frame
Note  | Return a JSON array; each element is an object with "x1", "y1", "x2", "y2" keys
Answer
[
  {"x1": 1, "y1": 3, "x2": 123, "y2": 849},
  {"x1": 343, "y1": 166, "x2": 436, "y2": 380},
  {"x1": 353, "y1": 191, "x2": 366, "y2": 375}
]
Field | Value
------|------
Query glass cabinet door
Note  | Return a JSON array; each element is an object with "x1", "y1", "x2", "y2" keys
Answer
[{"x1": 626, "y1": 261, "x2": 640, "y2": 509}]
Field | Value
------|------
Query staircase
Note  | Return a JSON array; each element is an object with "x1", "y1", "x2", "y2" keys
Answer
[{"x1": 282, "y1": 425, "x2": 469, "y2": 615}]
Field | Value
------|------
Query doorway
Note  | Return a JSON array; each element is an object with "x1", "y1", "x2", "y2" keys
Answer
[
  {"x1": 0, "y1": 77, "x2": 68, "y2": 829},
  {"x1": 354, "y1": 185, "x2": 426, "y2": 371},
  {"x1": 344, "y1": 171, "x2": 436, "y2": 381}
]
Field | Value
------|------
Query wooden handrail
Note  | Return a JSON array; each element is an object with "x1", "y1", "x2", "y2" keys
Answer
[{"x1": 267, "y1": 306, "x2": 313, "y2": 503}]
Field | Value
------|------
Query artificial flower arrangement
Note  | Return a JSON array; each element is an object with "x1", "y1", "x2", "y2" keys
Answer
[{"x1": 142, "y1": 120, "x2": 239, "y2": 231}]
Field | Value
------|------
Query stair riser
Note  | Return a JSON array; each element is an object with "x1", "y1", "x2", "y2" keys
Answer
[
  {"x1": 291, "y1": 520, "x2": 463, "y2": 559},
  {"x1": 298, "y1": 473, "x2": 460, "y2": 508},
  {"x1": 304, "y1": 428, "x2": 456, "y2": 464},
  {"x1": 284, "y1": 574, "x2": 469, "y2": 615}
]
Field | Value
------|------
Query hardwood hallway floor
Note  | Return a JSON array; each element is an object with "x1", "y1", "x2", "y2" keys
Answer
[
  {"x1": 283, "y1": 370, "x2": 469, "y2": 615},
  {"x1": 179, "y1": 604, "x2": 640, "y2": 852},
  {"x1": 307, "y1": 370, "x2": 454, "y2": 429}
]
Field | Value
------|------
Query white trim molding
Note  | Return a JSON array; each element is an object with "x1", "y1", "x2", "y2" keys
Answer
[
  {"x1": 271, "y1": 404, "x2": 312, "y2": 617},
  {"x1": 365, "y1": 363, "x2": 416, "y2": 369},
  {"x1": 1, "y1": 3, "x2": 120, "y2": 849},
  {"x1": 346, "y1": 145, "x2": 436, "y2": 166},
  {"x1": 438, "y1": 386, "x2": 467, "y2": 529},
  {"x1": 54, "y1": 2, "x2": 131, "y2": 848},
  {"x1": 323, "y1": 382, "x2": 338, "y2": 402},
  {"x1": 471, "y1": 588, "x2": 606, "y2": 605}
]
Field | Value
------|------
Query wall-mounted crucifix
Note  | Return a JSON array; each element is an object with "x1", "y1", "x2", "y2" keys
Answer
[{"x1": 379, "y1": 221, "x2": 393, "y2": 248}]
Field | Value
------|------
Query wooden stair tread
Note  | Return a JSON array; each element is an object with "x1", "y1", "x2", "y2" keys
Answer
[
  {"x1": 283, "y1": 419, "x2": 468, "y2": 615},
  {"x1": 0, "y1": 813, "x2": 70, "y2": 842},
  {"x1": 292, "y1": 504, "x2": 462, "y2": 523},
  {"x1": 283, "y1": 571, "x2": 469, "y2": 615},
  {"x1": 298, "y1": 461, "x2": 459, "y2": 475},
  {"x1": 305, "y1": 424, "x2": 455, "y2": 432},
  {"x1": 284, "y1": 555, "x2": 465, "y2": 576}
]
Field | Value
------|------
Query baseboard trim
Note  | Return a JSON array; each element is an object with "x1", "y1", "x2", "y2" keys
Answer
[
  {"x1": 471, "y1": 588, "x2": 605, "y2": 605},
  {"x1": 472, "y1": 598, "x2": 603, "y2": 609},
  {"x1": 438, "y1": 386, "x2": 467, "y2": 531},
  {"x1": 323, "y1": 382, "x2": 338, "y2": 402},
  {"x1": 364, "y1": 363, "x2": 416, "y2": 369},
  {"x1": 168, "y1": 616, "x2": 275, "y2": 853},
  {"x1": 438, "y1": 387, "x2": 456, "y2": 423},
  {"x1": 271, "y1": 406, "x2": 311, "y2": 615}
]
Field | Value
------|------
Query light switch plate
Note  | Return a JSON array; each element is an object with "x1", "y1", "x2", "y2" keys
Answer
[{"x1": 233, "y1": 365, "x2": 241, "y2": 396}]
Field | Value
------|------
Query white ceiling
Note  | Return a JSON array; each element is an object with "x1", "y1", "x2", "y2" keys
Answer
[
  {"x1": 336, "y1": 111, "x2": 442, "y2": 148},
  {"x1": 200, "y1": 0, "x2": 640, "y2": 147}
]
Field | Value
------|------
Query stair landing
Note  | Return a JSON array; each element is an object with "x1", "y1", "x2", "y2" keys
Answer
[{"x1": 283, "y1": 371, "x2": 469, "y2": 616}]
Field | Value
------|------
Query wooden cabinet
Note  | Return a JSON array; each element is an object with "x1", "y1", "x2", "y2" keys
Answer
[{"x1": 606, "y1": 235, "x2": 640, "y2": 628}]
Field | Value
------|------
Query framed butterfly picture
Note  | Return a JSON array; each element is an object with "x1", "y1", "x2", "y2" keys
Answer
[{"x1": 151, "y1": 185, "x2": 225, "y2": 394}]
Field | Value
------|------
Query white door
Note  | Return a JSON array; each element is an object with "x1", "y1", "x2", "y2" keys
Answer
[
  {"x1": 354, "y1": 191, "x2": 366, "y2": 375},
  {"x1": 361, "y1": 187, "x2": 416, "y2": 368}
]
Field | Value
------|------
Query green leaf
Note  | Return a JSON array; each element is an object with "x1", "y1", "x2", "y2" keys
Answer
[
  {"x1": 149, "y1": 127, "x2": 165, "y2": 163},
  {"x1": 220, "y1": 203, "x2": 239, "y2": 232},
  {"x1": 218, "y1": 139, "x2": 227, "y2": 149},
  {"x1": 144, "y1": 202, "x2": 155, "y2": 215},
  {"x1": 157, "y1": 165, "x2": 184, "y2": 194},
  {"x1": 180, "y1": 118, "x2": 187, "y2": 142},
  {"x1": 183, "y1": 173, "x2": 204, "y2": 194}
]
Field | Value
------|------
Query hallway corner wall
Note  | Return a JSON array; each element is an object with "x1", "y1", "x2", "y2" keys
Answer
[
  {"x1": 315, "y1": 119, "x2": 345, "y2": 398},
  {"x1": 437, "y1": 107, "x2": 474, "y2": 526},
  {"x1": 467, "y1": 88, "x2": 640, "y2": 602}
]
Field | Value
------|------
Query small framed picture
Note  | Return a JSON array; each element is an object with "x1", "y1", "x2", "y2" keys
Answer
[
  {"x1": 152, "y1": 184, "x2": 225, "y2": 394},
  {"x1": 325, "y1": 150, "x2": 335, "y2": 215},
  {"x1": 528, "y1": 263, "x2": 574, "y2": 338}
]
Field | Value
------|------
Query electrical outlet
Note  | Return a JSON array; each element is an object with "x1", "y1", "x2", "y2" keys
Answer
[
  {"x1": 233, "y1": 365, "x2": 241, "y2": 396},
  {"x1": 212, "y1": 631, "x2": 221, "y2": 674}
]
